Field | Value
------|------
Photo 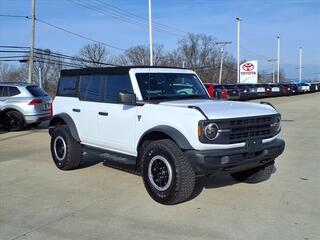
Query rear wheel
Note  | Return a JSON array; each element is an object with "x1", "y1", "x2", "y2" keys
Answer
[
  {"x1": 231, "y1": 162, "x2": 275, "y2": 183},
  {"x1": 2, "y1": 110, "x2": 24, "y2": 131},
  {"x1": 141, "y1": 139, "x2": 195, "y2": 205},
  {"x1": 50, "y1": 125, "x2": 82, "y2": 170}
]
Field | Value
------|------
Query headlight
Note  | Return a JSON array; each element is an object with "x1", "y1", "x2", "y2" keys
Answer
[
  {"x1": 204, "y1": 123, "x2": 219, "y2": 140},
  {"x1": 271, "y1": 116, "x2": 281, "y2": 132}
]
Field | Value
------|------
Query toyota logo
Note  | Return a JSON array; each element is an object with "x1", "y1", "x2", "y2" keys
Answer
[{"x1": 242, "y1": 63, "x2": 254, "y2": 71}]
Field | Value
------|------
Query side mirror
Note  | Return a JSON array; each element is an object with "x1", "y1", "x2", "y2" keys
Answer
[{"x1": 118, "y1": 92, "x2": 137, "y2": 105}]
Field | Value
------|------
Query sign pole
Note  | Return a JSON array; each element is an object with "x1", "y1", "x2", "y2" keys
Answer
[
  {"x1": 236, "y1": 17, "x2": 241, "y2": 83},
  {"x1": 277, "y1": 35, "x2": 280, "y2": 83},
  {"x1": 299, "y1": 47, "x2": 302, "y2": 83},
  {"x1": 148, "y1": 0, "x2": 153, "y2": 66},
  {"x1": 216, "y1": 41, "x2": 232, "y2": 84}
]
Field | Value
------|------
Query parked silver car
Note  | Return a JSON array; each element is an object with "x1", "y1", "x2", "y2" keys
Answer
[{"x1": 0, "y1": 82, "x2": 52, "y2": 131}]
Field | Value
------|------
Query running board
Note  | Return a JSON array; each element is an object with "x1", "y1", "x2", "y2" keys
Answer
[{"x1": 83, "y1": 145, "x2": 136, "y2": 166}]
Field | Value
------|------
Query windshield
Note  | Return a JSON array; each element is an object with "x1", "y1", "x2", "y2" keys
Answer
[{"x1": 135, "y1": 73, "x2": 209, "y2": 101}]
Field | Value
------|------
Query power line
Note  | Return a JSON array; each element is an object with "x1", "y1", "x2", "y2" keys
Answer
[
  {"x1": 0, "y1": 46, "x2": 119, "y2": 67},
  {"x1": 0, "y1": 14, "x2": 126, "y2": 51},
  {"x1": 93, "y1": 0, "x2": 188, "y2": 34},
  {"x1": 68, "y1": 0, "x2": 184, "y2": 37},
  {"x1": 36, "y1": 18, "x2": 126, "y2": 51},
  {"x1": 0, "y1": 55, "x2": 28, "y2": 59},
  {"x1": 0, "y1": 14, "x2": 28, "y2": 18}
]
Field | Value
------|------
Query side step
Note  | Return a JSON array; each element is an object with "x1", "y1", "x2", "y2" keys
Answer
[{"x1": 83, "y1": 145, "x2": 137, "y2": 166}]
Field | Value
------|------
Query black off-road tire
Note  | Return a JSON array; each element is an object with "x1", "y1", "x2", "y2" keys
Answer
[
  {"x1": 231, "y1": 162, "x2": 275, "y2": 184},
  {"x1": 50, "y1": 125, "x2": 82, "y2": 170},
  {"x1": 141, "y1": 139, "x2": 195, "y2": 205},
  {"x1": 2, "y1": 110, "x2": 24, "y2": 131}
]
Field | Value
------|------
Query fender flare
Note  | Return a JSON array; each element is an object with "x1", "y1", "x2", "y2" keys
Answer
[
  {"x1": 137, "y1": 125, "x2": 193, "y2": 150},
  {"x1": 49, "y1": 113, "x2": 80, "y2": 142}
]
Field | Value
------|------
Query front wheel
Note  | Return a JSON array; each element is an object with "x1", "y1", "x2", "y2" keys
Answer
[
  {"x1": 141, "y1": 139, "x2": 195, "y2": 205},
  {"x1": 231, "y1": 162, "x2": 275, "y2": 183},
  {"x1": 50, "y1": 125, "x2": 82, "y2": 170}
]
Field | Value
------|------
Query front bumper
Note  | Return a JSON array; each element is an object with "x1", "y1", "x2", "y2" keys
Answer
[{"x1": 185, "y1": 138, "x2": 285, "y2": 175}]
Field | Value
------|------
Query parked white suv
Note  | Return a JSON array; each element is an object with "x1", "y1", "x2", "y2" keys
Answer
[{"x1": 49, "y1": 67, "x2": 285, "y2": 205}]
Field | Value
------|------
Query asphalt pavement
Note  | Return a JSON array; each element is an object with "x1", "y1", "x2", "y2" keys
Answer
[{"x1": 0, "y1": 93, "x2": 319, "y2": 240}]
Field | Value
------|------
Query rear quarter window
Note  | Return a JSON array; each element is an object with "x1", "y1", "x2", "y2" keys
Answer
[
  {"x1": 26, "y1": 86, "x2": 49, "y2": 97},
  {"x1": 8, "y1": 87, "x2": 21, "y2": 96},
  {"x1": 57, "y1": 76, "x2": 77, "y2": 97}
]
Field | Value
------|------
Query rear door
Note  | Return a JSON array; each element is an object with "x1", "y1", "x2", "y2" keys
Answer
[{"x1": 76, "y1": 75, "x2": 104, "y2": 146}]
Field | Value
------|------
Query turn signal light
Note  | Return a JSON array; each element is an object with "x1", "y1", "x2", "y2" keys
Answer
[{"x1": 198, "y1": 125, "x2": 203, "y2": 138}]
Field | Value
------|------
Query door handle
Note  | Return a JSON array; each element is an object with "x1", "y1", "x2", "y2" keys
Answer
[
  {"x1": 98, "y1": 112, "x2": 108, "y2": 116},
  {"x1": 72, "y1": 108, "x2": 80, "y2": 112}
]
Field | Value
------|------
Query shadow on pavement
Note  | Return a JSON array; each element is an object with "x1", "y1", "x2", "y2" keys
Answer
[{"x1": 76, "y1": 152, "x2": 278, "y2": 203}]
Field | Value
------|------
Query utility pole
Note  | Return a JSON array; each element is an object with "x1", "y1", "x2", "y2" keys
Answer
[
  {"x1": 216, "y1": 41, "x2": 232, "y2": 84},
  {"x1": 38, "y1": 67, "x2": 42, "y2": 88},
  {"x1": 299, "y1": 47, "x2": 302, "y2": 83},
  {"x1": 28, "y1": 0, "x2": 36, "y2": 83},
  {"x1": 277, "y1": 35, "x2": 280, "y2": 83},
  {"x1": 148, "y1": 0, "x2": 153, "y2": 66},
  {"x1": 268, "y1": 59, "x2": 277, "y2": 83},
  {"x1": 236, "y1": 17, "x2": 242, "y2": 83}
]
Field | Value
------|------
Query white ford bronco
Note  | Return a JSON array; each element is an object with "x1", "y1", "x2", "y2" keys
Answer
[{"x1": 49, "y1": 66, "x2": 285, "y2": 205}]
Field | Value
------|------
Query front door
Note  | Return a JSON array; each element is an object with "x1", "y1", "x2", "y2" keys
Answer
[{"x1": 97, "y1": 74, "x2": 137, "y2": 156}]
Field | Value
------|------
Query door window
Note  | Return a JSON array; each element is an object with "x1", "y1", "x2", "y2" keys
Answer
[
  {"x1": 8, "y1": 87, "x2": 21, "y2": 96},
  {"x1": 103, "y1": 75, "x2": 133, "y2": 103},
  {"x1": 0, "y1": 86, "x2": 9, "y2": 97},
  {"x1": 79, "y1": 75, "x2": 102, "y2": 102},
  {"x1": 57, "y1": 76, "x2": 77, "y2": 97}
]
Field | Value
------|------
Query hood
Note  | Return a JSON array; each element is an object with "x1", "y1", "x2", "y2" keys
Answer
[{"x1": 159, "y1": 99, "x2": 278, "y2": 119}]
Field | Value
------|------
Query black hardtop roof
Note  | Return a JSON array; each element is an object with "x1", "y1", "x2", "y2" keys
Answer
[{"x1": 60, "y1": 66, "x2": 189, "y2": 76}]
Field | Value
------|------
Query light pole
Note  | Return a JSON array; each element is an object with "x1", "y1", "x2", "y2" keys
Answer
[
  {"x1": 216, "y1": 41, "x2": 232, "y2": 84},
  {"x1": 268, "y1": 59, "x2": 277, "y2": 83},
  {"x1": 236, "y1": 17, "x2": 241, "y2": 83},
  {"x1": 299, "y1": 47, "x2": 302, "y2": 83},
  {"x1": 277, "y1": 35, "x2": 280, "y2": 83},
  {"x1": 148, "y1": 0, "x2": 153, "y2": 66},
  {"x1": 28, "y1": 0, "x2": 36, "y2": 83}
]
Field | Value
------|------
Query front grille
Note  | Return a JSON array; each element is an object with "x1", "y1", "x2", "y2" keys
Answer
[
  {"x1": 199, "y1": 114, "x2": 280, "y2": 144},
  {"x1": 228, "y1": 116, "x2": 274, "y2": 143}
]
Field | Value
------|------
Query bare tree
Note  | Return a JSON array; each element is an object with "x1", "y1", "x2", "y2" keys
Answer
[
  {"x1": 77, "y1": 43, "x2": 115, "y2": 66},
  {"x1": 0, "y1": 63, "x2": 28, "y2": 82},
  {"x1": 172, "y1": 33, "x2": 220, "y2": 82},
  {"x1": 117, "y1": 44, "x2": 166, "y2": 66},
  {"x1": 31, "y1": 53, "x2": 64, "y2": 96}
]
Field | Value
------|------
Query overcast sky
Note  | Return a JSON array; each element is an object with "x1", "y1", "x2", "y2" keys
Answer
[{"x1": 1, "y1": 0, "x2": 319, "y2": 80}]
